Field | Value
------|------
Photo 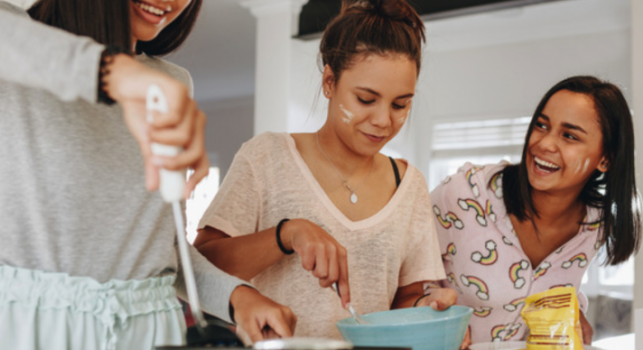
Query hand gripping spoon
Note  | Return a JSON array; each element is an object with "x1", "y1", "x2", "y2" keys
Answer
[{"x1": 147, "y1": 85, "x2": 243, "y2": 348}]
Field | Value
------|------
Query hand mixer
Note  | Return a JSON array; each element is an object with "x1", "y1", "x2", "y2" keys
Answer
[{"x1": 147, "y1": 85, "x2": 243, "y2": 348}]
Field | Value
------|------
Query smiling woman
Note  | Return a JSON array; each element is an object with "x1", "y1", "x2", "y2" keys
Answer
[
  {"x1": 430, "y1": 76, "x2": 642, "y2": 345},
  {"x1": 527, "y1": 90, "x2": 608, "y2": 195},
  {"x1": 193, "y1": 0, "x2": 461, "y2": 344},
  {"x1": 28, "y1": 0, "x2": 201, "y2": 54}
]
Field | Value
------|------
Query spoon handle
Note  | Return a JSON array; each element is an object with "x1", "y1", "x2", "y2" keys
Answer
[
  {"x1": 332, "y1": 283, "x2": 368, "y2": 324},
  {"x1": 347, "y1": 303, "x2": 368, "y2": 325}
]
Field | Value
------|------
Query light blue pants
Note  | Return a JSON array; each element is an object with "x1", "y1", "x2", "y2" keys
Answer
[{"x1": 0, "y1": 265, "x2": 186, "y2": 350}]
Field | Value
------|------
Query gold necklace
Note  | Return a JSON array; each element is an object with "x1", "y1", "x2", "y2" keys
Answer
[{"x1": 316, "y1": 132, "x2": 374, "y2": 204}]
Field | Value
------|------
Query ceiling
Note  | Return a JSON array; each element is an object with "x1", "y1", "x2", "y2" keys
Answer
[{"x1": 297, "y1": 0, "x2": 562, "y2": 38}]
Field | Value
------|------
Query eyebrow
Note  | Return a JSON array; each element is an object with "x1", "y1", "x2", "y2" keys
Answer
[
  {"x1": 356, "y1": 87, "x2": 414, "y2": 99},
  {"x1": 538, "y1": 113, "x2": 588, "y2": 135}
]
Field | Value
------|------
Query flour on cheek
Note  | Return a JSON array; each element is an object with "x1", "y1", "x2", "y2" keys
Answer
[
  {"x1": 581, "y1": 157, "x2": 590, "y2": 174},
  {"x1": 339, "y1": 104, "x2": 355, "y2": 124}
]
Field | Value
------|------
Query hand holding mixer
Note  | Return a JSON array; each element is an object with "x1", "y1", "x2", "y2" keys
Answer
[{"x1": 147, "y1": 85, "x2": 243, "y2": 348}]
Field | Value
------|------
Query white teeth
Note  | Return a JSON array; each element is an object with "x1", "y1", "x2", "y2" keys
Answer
[
  {"x1": 535, "y1": 157, "x2": 560, "y2": 170},
  {"x1": 135, "y1": 1, "x2": 165, "y2": 16}
]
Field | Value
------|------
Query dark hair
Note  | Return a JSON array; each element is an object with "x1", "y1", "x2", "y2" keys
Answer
[
  {"x1": 319, "y1": 0, "x2": 425, "y2": 81},
  {"x1": 499, "y1": 76, "x2": 641, "y2": 265},
  {"x1": 28, "y1": 0, "x2": 202, "y2": 56}
]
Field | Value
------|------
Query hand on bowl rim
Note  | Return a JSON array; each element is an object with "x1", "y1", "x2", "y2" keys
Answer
[{"x1": 415, "y1": 288, "x2": 458, "y2": 311}]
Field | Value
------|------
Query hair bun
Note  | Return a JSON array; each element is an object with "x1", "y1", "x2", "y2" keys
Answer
[{"x1": 351, "y1": 0, "x2": 414, "y2": 23}]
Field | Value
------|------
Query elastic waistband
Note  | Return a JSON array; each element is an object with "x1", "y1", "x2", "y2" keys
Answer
[{"x1": 0, "y1": 265, "x2": 181, "y2": 321}]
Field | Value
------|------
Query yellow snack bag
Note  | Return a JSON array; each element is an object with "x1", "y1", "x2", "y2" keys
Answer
[{"x1": 520, "y1": 287, "x2": 583, "y2": 350}]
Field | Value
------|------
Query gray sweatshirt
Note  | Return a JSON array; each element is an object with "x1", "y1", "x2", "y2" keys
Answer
[{"x1": 0, "y1": 1, "x2": 245, "y2": 323}]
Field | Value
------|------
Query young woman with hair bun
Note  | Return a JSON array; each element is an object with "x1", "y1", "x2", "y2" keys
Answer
[
  {"x1": 195, "y1": 0, "x2": 460, "y2": 342},
  {"x1": 0, "y1": 0, "x2": 295, "y2": 348}
]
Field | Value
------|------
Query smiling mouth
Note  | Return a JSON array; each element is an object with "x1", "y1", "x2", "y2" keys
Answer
[
  {"x1": 364, "y1": 133, "x2": 386, "y2": 142},
  {"x1": 534, "y1": 156, "x2": 561, "y2": 173},
  {"x1": 132, "y1": 0, "x2": 168, "y2": 17}
]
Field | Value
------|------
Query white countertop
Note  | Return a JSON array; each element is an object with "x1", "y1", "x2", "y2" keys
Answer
[{"x1": 592, "y1": 333, "x2": 634, "y2": 350}]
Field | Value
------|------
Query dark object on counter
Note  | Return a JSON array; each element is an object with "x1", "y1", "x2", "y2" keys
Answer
[
  {"x1": 155, "y1": 315, "x2": 243, "y2": 349},
  {"x1": 187, "y1": 317, "x2": 243, "y2": 347},
  {"x1": 158, "y1": 346, "x2": 409, "y2": 350}
]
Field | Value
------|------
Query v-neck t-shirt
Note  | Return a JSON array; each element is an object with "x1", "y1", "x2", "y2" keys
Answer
[
  {"x1": 430, "y1": 162, "x2": 602, "y2": 343},
  {"x1": 198, "y1": 132, "x2": 446, "y2": 339}
]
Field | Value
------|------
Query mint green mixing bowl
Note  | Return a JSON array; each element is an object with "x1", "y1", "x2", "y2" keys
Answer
[{"x1": 336, "y1": 306, "x2": 472, "y2": 350}]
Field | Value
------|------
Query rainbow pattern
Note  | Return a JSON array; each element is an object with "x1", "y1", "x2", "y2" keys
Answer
[
  {"x1": 491, "y1": 325, "x2": 507, "y2": 341},
  {"x1": 491, "y1": 324, "x2": 521, "y2": 341},
  {"x1": 595, "y1": 240, "x2": 602, "y2": 250},
  {"x1": 485, "y1": 200, "x2": 496, "y2": 222},
  {"x1": 505, "y1": 324, "x2": 521, "y2": 340},
  {"x1": 473, "y1": 307, "x2": 492, "y2": 318},
  {"x1": 588, "y1": 222, "x2": 601, "y2": 231},
  {"x1": 509, "y1": 260, "x2": 529, "y2": 289},
  {"x1": 460, "y1": 275, "x2": 489, "y2": 300},
  {"x1": 447, "y1": 273, "x2": 462, "y2": 293},
  {"x1": 479, "y1": 250, "x2": 498, "y2": 265},
  {"x1": 491, "y1": 172, "x2": 503, "y2": 198},
  {"x1": 447, "y1": 243, "x2": 456, "y2": 255},
  {"x1": 503, "y1": 297, "x2": 525, "y2": 312},
  {"x1": 458, "y1": 198, "x2": 487, "y2": 226},
  {"x1": 471, "y1": 240, "x2": 498, "y2": 265},
  {"x1": 562, "y1": 253, "x2": 588, "y2": 269},
  {"x1": 434, "y1": 206, "x2": 464, "y2": 229},
  {"x1": 460, "y1": 199, "x2": 484, "y2": 216},
  {"x1": 447, "y1": 273, "x2": 457, "y2": 283},
  {"x1": 436, "y1": 215, "x2": 452, "y2": 229},
  {"x1": 550, "y1": 284, "x2": 573, "y2": 290},
  {"x1": 466, "y1": 168, "x2": 480, "y2": 197},
  {"x1": 533, "y1": 261, "x2": 551, "y2": 280}
]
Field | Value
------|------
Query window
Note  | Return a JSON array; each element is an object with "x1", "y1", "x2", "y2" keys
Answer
[
  {"x1": 428, "y1": 116, "x2": 530, "y2": 190},
  {"x1": 185, "y1": 167, "x2": 220, "y2": 243}
]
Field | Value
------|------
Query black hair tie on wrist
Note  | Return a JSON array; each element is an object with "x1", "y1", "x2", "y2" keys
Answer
[
  {"x1": 97, "y1": 45, "x2": 131, "y2": 105},
  {"x1": 413, "y1": 293, "x2": 432, "y2": 307},
  {"x1": 276, "y1": 218, "x2": 294, "y2": 255}
]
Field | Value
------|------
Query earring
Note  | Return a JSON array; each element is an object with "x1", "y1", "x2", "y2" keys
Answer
[{"x1": 325, "y1": 91, "x2": 330, "y2": 96}]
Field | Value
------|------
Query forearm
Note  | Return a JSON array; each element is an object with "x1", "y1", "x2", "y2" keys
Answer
[
  {"x1": 0, "y1": 2, "x2": 104, "y2": 103},
  {"x1": 391, "y1": 282, "x2": 456, "y2": 310},
  {"x1": 174, "y1": 244, "x2": 251, "y2": 323},
  {"x1": 195, "y1": 226, "x2": 287, "y2": 281},
  {"x1": 391, "y1": 281, "x2": 425, "y2": 309},
  {"x1": 391, "y1": 291, "x2": 424, "y2": 309}
]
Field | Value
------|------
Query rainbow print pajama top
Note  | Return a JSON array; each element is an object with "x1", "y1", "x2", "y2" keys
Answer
[{"x1": 430, "y1": 162, "x2": 602, "y2": 343}]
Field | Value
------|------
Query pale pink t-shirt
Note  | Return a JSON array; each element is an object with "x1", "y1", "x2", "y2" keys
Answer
[
  {"x1": 430, "y1": 162, "x2": 602, "y2": 344},
  {"x1": 198, "y1": 132, "x2": 446, "y2": 339}
]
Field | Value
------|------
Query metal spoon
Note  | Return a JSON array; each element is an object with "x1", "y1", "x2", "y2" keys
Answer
[{"x1": 332, "y1": 283, "x2": 368, "y2": 325}]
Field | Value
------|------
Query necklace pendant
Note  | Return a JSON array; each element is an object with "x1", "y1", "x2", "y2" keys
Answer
[{"x1": 350, "y1": 192, "x2": 358, "y2": 204}]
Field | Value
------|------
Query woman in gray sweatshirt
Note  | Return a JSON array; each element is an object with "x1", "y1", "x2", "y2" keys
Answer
[{"x1": 0, "y1": 1, "x2": 295, "y2": 349}]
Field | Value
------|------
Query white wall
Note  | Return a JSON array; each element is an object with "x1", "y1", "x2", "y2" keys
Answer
[
  {"x1": 200, "y1": 97, "x2": 255, "y2": 178},
  {"x1": 3, "y1": 0, "x2": 35, "y2": 8}
]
